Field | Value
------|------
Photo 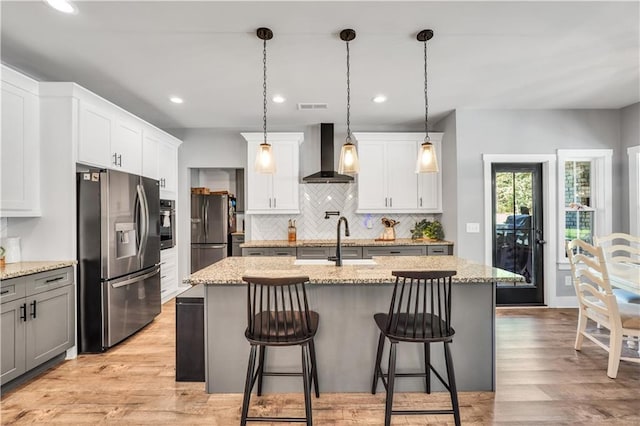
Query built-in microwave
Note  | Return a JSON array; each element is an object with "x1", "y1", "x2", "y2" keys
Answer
[{"x1": 160, "y1": 199, "x2": 175, "y2": 250}]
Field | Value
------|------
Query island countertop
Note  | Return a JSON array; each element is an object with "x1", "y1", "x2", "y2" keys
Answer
[
  {"x1": 0, "y1": 260, "x2": 76, "y2": 280},
  {"x1": 240, "y1": 238, "x2": 453, "y2": 248},
  {"x1": 186, "y1": 255, "x2": 522, "y2": 285}
]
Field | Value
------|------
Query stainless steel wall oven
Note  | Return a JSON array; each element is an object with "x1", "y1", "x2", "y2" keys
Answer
[{"x1": 160, "y1": 199, "x2": 175, "y2": 249}]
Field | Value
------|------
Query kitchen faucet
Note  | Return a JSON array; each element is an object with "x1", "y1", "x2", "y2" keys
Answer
[{"x1": 329, "y1": 216, "x2": 350, "y2": 266}]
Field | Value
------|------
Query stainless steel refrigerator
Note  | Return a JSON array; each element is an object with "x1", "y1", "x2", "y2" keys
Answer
[
  {"x1": 77, "y1": 169, "x2": 161, "y2": 353},
  {"x1": 191, "y1": 193, "x2": 233, "y2": 272}
]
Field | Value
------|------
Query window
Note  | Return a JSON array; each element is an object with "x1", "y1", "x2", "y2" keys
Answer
[{"x1": 557, "y1": 150, "x2": 612, "y2": 262}]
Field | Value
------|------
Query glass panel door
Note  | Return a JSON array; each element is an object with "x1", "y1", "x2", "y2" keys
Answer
[{"x1": 492, "y1": 163, "x2": 544, "y2": 305}]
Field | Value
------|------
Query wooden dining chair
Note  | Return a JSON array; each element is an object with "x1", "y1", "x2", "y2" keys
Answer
[
  {"x1": 594, "y1": 233, "x2": 640, "y2": 304},
  {"x1": 566, "y1": 239, "x2": 640, "y2": 378}
]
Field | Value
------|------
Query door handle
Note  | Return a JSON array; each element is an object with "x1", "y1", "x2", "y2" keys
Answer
[
  {"x1": 30, "y1": 300, "x2": 37, "y2": 319},
  {"x1": 537, "y1": 239, "x2": 547, "y2": 245},
  {"x1": 20, "y1": 303, "x2": 27, "y2": 321},
  {"x1": 111, "y1": 267, "x2": 160, "y2": 289}
]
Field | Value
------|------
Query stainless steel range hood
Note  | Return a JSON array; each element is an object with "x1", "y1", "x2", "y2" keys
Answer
[{"x1": 302, "y1": 123, "x2": 354, "y2": 184}]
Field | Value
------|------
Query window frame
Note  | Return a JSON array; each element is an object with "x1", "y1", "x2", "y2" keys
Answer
[{"x1": 557, "y1": 149, "x2": 612, "y2": 266}]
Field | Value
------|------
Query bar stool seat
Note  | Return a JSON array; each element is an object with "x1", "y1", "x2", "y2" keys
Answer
[
  {"x1": 240, "y1": 275, "x2": 320, "y2": 426},
  {"x1": 371, "y1": 270, "x2": 461, "y2": 426}
]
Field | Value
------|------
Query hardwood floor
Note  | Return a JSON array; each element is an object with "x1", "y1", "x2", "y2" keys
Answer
[{"x1": 2, "y1": 302, "x2": 639, "y2": 425}]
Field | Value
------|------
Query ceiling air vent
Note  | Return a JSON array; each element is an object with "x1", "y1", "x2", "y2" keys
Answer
[{"x1": 297, "y1": 103, "x2": 328, "y2": 110}]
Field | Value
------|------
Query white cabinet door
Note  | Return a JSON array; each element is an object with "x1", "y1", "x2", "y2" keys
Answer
[
  {"x1": 158, "y1": 140, "x2": 177, "y2": 193},
  {"x1": 142, "y1": 131, "x2": 160, "y2": 180},
  {"x1": 78, "y1": 100, "x2": 112, "y2": 168},
  {"x1": 357, "y1": 141, "x2": 387, "y2": 211},
  {"x1": 0, "y1": 81, "x2": 40, "y2": 216},
  {"x1": 417, "y1": 138, "x2": 442, "y2": 212},
  {"x1": 243, "y1": 133, "x2": 302, "y2": 214},
  {"x1": 387, "y1": 140, "x2": 418, "y2": 210},
  {"x1": 271, "y1": 140, "x2": 299, "y2": 212},
  {"x1": 112, "y1": 117, "x2": 142, "y2": 175},
  {"x1": 246, "y1": 140, "x2": 273, "y2": 212}
]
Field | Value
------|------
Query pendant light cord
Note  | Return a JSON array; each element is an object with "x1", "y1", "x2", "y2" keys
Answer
[
  {"x1": 263, "y1": 38, "x2": 268, "y2": 144},
  {"x1": 423, "y1": 38, "x2": 429, "y2": 140},
  {"x1": 346, "y1": 39, "x2": 352, "y2": 143}
]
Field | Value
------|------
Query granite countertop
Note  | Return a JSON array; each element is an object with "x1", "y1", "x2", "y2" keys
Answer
[
  {"x1": 0, "y1": 261, "x2": 76, "y2": 280},
  {"x1": 185, "y1": 256, "x2": 522, "y2": 285},
  {"x1": 240, "y1": 238, "x2": 453, "y2": 248}
]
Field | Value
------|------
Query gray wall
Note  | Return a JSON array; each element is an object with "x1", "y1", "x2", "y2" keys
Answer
[
  {"x1": 435, "y1": 111, "x2": 458, "y2": 254},
  {"x1": 620, "y1": 102, "x2": 640, "y2": 233},
  {"x1": 451, "y1": 109, "x2": 623, "y2": 299}
]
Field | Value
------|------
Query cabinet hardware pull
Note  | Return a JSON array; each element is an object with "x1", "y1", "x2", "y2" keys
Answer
[
  {"x1": 45, "y1": 276, "x2": 64, "y2": 283},
  {"x1": 273, "y1": 198, "x2": 276, "y2": 208},
  {"x1": 113, "y1": 153, "x2": 118, "y2": 165},
  {"x1": 118, "y1": 154, "x2": 122, "y2": 167},
  {"x1": 30, "y1": 300, "x2": 37, "y2": 319},
  {"x1": 385, "y1": 197, "x2": 388, "y2": 207},
  {"x1": 161, "y1": 275, "x2": 167, "y2": 279},
  {"x1": 20, "y1": 304, "x2": 27, "y2": 321},
  {"x1": 420, "y1": 197, "x2": 423, "y2": 207},
  {"x1": 390, "y1": 251, "x2": 401, "y2": 254},
  {"x1": 390, "y1": 198, "x2": 392, "y2": 207},
  {"x1": 269, "y1": 198, "x2": 272, "y2": 208},
  {"x1": 0, "y1": 289, "x2": 9, "y2": 295}
]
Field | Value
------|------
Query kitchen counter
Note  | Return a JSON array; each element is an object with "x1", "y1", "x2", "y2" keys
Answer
[
  {"x1": 192, "y1": 255, "x2": 516, "y2": 394},
  {"x1": 240, "y1": 238, "x2": 453, "y2": 248},
  {"x1": 186, "y1": 255, "x2": 522, "y2": 285},
  {"x1": 0, "y1": 261, "x2": 76, "y2": 280}
]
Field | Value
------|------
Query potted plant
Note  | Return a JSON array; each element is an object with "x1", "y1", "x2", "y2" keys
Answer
[{"x1": 411, "y1": 220, "x2": 445, "y2": 241}]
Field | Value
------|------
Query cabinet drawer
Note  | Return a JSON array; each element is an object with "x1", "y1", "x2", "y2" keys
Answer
[
  {"x1": 341, "y1": 246, "x2": 363, "y2": 259},
  {"x1": 26, "y1": 267, "x2": 73, "y2": 296},
  {"x1": 161, "y1": 249, "x2": 177, "y2": 270},
  {"x1": 362, "y1": 246, "x2": 426, "y2": 258},
  {"x1": 296, "y1": 247, "x2": 332, "y2": 259},
  {"x1": 242, "y1": 248, "x2": 269, "y2": 257},
  {"x1": 427, "y1": 245, "x2": 451, "y2": 256},
  {"x1": 0, "y1": 277, "x2": 27, "y2": 304},
  {"x1": 270, "y1": 248, "x2": 296, "y2": 256}
]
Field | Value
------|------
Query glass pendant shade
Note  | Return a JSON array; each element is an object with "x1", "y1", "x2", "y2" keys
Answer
[
  {"x1": 338, "y1": 142, "x2": 360, "y2": 174},
  {"x1": 255, "y1": 142, "x2": 276, "y2": 173},
  {"x1": 416, "y1": 141, "x2": 439, "y2": 173}
]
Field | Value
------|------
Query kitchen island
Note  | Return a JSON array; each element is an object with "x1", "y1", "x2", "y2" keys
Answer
[{"x1": 186, "y1": 256, "x2": 522, "y2": 394}]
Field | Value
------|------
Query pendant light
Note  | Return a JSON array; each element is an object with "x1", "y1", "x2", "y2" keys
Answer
[
  {"x1": 338, "y1": 29, "x2": 360, "y2": 175},
  {"x1": 416, "y1": 29, "x2": 439, "y2": 173},
  {"x1": 255, "y1": 27, "x2": 276, "y2": 174}
]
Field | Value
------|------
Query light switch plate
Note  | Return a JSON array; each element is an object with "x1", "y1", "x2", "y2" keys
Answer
[{"x1": 466, "y1": 223, "x2": 480, "y2": 233}]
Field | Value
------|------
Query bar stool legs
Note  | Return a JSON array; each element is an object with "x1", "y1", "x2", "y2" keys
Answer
[
  {"x1": 241, "y1": 342, "x2": 316, "y2": 425},
  {"x1": 371, "y1": 338, "x2": 462, "y2": 426}
]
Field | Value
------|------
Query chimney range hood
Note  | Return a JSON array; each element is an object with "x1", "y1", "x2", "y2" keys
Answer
[{"x1": 302, "y1": 123, "x2": 354, "y2": 184}]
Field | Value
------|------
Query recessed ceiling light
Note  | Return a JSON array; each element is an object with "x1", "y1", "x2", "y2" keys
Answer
[
  {"x1": 272, "y1": 95, "x2": 286, "y2": 103},
  {"x1": 44, "y1": 0, "x2": 78, "y2": 14},
  {"x1": 372, "y1": 95, "x2": 387, "y2": 103},
  {"x1": 169, "y1": 96, "x2": 184, "y2": 104}
]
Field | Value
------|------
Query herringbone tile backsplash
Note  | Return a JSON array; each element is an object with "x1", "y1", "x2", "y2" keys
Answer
[{"x1": 249, "y1": 184, "x2": 439, "y2": 241}]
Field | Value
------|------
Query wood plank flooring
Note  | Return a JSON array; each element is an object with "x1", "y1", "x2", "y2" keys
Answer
[{"x1": 2, "y1": 302, "x2": 639, "y2": 424}]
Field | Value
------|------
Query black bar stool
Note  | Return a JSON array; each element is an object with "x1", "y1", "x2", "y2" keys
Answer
[
  {"x1": 371, "y1": 270, "x2": 460, "y2": 426},
  {"x1": 240, "y1": 275, "x2": 320, "y2": 425}
]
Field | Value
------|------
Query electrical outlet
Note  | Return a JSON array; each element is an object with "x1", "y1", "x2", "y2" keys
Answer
[
  {"x1": 466, "y1": 223, "x2": 480, "y2": 233},
  {"x1": 565, "y1": 276, "x2": 573, "y2": 286}
]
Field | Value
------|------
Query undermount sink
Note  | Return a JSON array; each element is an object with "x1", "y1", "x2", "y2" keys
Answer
[{"x1": 293, "y1": 258, "x2": 377, "y2": 266}]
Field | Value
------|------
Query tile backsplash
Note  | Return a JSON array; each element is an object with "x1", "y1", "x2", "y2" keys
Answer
[{"x1": 249, "y1": 183, "x2": 440, "y2": 241}]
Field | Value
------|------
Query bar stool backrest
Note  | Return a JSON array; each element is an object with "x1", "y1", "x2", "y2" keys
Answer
[
  {"x1": 386, "y1": 270, "x2": 457, "y2": 340},
  {"x1": 242, "y1": 275, "x2": 313, "y2": 343}
]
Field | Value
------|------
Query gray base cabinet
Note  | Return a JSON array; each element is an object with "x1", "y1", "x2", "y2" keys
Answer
[
  {"x1": 242, "y1": 247, "x2": 296, "y2": 257},
  {"x1": 1, "y1": 267, "x2": 75, "y2": 386},
  {"x1": 244, "y1": 244, "x2": 452, "y2": 259}
]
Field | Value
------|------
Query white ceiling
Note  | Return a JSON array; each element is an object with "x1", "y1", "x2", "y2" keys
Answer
[{"x1": 1, "y1": 1, "x2": 638, "y2": 131}]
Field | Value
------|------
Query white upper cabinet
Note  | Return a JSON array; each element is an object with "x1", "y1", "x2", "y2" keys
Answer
[
  {"x1": 158, "y1": 139, "x2": 178, "y2": 194},
  {"x1": 242, "y1": 132, "x2": 303, "y2": 214},
  {"x1": 354, "y1": 132, "x2": 442, "y2": 213},
  {"x1": 112, "y1": 115, "x2": 142, "y2": 175},
  {"x1": 1, "y1": 67, "x2": 41, "y2": 217},
  {"x1": 142, "y1": 129, "x2": 160, "y2": 180},
  {"x1": 78, "y1": 100, "x2": 113, "y2": 169}
]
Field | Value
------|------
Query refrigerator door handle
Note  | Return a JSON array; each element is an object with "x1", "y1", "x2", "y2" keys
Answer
[
  {"x1": 204, "y1": 198, "x2": 209, "y2": 241},
  {"x1": 136, "y1": 184, "x2": 149, "y2": 258},
  {"x1": 110, "y1": 267, "x2": 160, "y2": 289}
]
